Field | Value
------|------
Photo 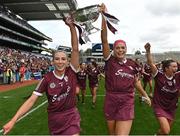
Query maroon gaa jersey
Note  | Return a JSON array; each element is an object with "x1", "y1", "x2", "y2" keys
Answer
[
  {"x1": 77, "y1": 69, "x2": 87, "y2": 85},
  {"x1": 87, "y1": 67, "x2": 100, "y2": 85},
  {"x1": 33, "y1": 65, "x2": 77, "y2": 113},
  {"x1": 104, "y1": 55, "x2": 141, "y2": 93},
  {"x1": 153, "y1": 71, "x2": 180, "y2": 110},
  {"x1": 144, "y1": 63, "x2": 152, "y2": 74}
]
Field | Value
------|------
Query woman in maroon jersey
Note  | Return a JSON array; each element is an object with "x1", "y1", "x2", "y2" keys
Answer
[
  {"x1": 100, "y1": 4, "x2": 151, "y2": 135},
  {"x1": 76, "y1": 62, "x2": 87, "y2": 104},
  {"x1": 142, "y1": 63, "x2": 153, "y2": 98},
  {"x1": 3, "y1": 16, "x2": 81, "y2": 135},
  {"x1": 87, "y1": 61, "x2": 103, "y2": 108},
  {"x1": 145, "y1": 43, "x2": 180, "y2": 135}
]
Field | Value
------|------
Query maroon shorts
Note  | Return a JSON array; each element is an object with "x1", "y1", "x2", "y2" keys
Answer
[
  {"x1": 153, "y1": 106, "x2": 176, "y2": 121},
  {"x1": 143, "y1": 74, "x2": 152, "y2": 82},
  {"x1": 104, "y1": 92, "x2": 134, "y2": 121},
  {"x1": 77, "y1": 83, "x2": 86, "y2": 90},
  {"x1": 48, "y1": 108, "x2": 81, "y2": 135},
  {"x1": 89, "y1": 81, "x2": 98, "y2": 89}
]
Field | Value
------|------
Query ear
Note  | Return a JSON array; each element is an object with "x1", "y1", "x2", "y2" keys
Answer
[
  {"x1": 165, "y1": 67, "x2": 169, "y2": 72},
  {"x1": 125, "y1": 46, "x2": 127, "y2": 51}
]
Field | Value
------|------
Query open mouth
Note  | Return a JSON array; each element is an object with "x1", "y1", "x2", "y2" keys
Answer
[{"x1": 56, "y1": 65, "x2": 65, "y2": 71}]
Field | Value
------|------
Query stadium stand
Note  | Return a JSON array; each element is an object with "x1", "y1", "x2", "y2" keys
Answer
[
  {"x1": 0, "y1": 5, "x2": 52, "y2": 53},
  {"x1": 0, "y1": 4, "x2": 54, "y2": 84}
]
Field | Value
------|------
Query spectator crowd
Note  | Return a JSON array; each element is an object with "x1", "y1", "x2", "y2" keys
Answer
[{"x1": 0, "y1": 46, "x2": 53, "y2": 84}]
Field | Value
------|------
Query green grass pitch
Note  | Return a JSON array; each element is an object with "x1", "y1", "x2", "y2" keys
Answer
[{"x1": 0, "y1": 79, "x2": 180, "y2": 135}]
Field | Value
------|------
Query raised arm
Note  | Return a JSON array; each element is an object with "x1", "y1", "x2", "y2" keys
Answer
[
  {"x1": 144, "y1": 43, "x2": 158, "y2": 75},
  {"x1": 100, "y1": 3, "x2": 110, "y2": 59},
  {"x1": 64, "y1": 17, "x2": 79, "y2": 71},
  {"x1": 3, "y1": 94, "x2": 39, "y2": 135}
]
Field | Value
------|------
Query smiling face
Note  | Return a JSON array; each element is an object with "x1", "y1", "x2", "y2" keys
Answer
[
  {"x1": 52, "y1": 51, "x2": 68, "y2": 72},
  {"x1": 113, "y1": 43, "x2": 127, "y2": 60},
  {"x1": 166, "y1": 62, "x2": 178, "y2": 74},
  {"x1": 81, "y1": 63, "x2": 86, "y2": 70},
  {"x1": 162, "y1": 60, "x2": 178, "y2": 76}
]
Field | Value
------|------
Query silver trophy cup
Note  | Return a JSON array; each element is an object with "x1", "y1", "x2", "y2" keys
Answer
[
  {"x1": 72, "y1": 5, "x2": 100, "y2": 35},
  {"x1": 68, "y1": 4, "x2": 119, "y2": 44}
]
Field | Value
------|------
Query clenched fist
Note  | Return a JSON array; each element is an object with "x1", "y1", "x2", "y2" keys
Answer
[
  {"x1": 144, "y1": 42, "x2": 151, "y2": 53},
  {"x1": 3, "y1": 120, "x2": 15, "y2": 135}
]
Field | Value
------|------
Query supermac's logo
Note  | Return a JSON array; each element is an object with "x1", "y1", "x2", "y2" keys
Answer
[
  {"x1": 50, "y1": 83, "x2": 56, "y2": 89},
  {"x1": 115, "y1": 69, "x2": 134, "y2": 79}
]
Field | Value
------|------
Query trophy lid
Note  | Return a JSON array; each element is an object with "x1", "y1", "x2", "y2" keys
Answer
[
  {"x1": 76, "y1": 4, "x2": 99, "y2": 12},
  {"x1": 72, "y1": 4, "x2": 100, "y2": 24}
]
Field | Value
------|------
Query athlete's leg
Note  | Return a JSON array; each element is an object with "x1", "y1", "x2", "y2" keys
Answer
[
  {"x1": 76, "y1": 86, "x2": 80, "y2": 101},
  {"x1": 107, "y1": 120, "x2": 115, "y2": 135},
  {"x1": 157, "y1": 117, "x2": 171, "y2": 135},
  {"x1": 81, "y1": 89, "x2": 86, "y2": 104},
  {"x1": 92, "y1": 86, "x2": 97, "y2": 104},
  {"x1": 115, "y1": 120, "x2": 133, "y2": 135}
]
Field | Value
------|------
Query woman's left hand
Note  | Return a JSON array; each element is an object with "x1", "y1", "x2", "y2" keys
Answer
[
  {"x1": 142, "y1": 96, "x2": 151, "y2": 106},
  {"x1": 63, "y1": 15, "x2": 74, "y2": 27}
]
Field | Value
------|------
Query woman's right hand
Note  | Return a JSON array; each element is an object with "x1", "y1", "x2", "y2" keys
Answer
[
  {"x1": 99, "y1": 3, "x2": 108, "y2": 13},
  {"x1": 3, "y1": 120, "x2": 16, "y2": 135},
  {"x1": 142, "y1": 96, "x2": 152, "y2": 107},
  {"x1": 144, "y1": 42, "x2": 151, "y2": 52}
]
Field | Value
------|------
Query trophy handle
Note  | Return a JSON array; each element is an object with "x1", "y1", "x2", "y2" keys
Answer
[{"x1": 84, "y1": 22, "x2": 100, "y2": 35}]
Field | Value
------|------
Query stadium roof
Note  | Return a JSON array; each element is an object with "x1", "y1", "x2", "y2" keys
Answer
[{"x1": 2, "y1": 0, "x2": 78, "y2": 21}]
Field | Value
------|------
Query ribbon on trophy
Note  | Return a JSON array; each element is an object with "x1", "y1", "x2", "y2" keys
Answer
[
  {"x1": 73, "y1": 23, "x2": 86, "y2": 44},
  {"x1": 101, "y1": 11, "x2": 119, "y2": 34},
  {"x1": 71, "y1": 5, "x2": 120, "y2": 45},
  {"x1": 73, "y1": 23, "x2": 91, "y2": 45}
]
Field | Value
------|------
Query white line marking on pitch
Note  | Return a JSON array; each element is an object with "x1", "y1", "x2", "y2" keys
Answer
[
  {"x1": 0, "y1": 93, "x2": 142, "y2": 133},
  {"x1": 85, "y1": 93, "x2": 141, "y2": 97},
  {"x1": 17, "y1": 100, "x2": 48, "y2": 122},
  {"x1": 0, "y1": 100, "x2": 47, "y2": 134},
  {"x1": 85, "y1": 94, "x2": 105, "y2": 97},
  {"x1": 0, "y1": 96, "x2": 12, "y2": 99}
]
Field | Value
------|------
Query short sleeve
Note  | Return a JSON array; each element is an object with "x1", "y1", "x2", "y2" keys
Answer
[{"x1": 33, "y1": 78, "x2": 48, "y2": 96}]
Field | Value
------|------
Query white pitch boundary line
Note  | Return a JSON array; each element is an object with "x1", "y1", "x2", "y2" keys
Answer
[
  {"x1": 0, "y1": 95, "x2": 104, "y2": 133},
  {"x1": 0, "y1": 93, "x2": 142, "y2": 99},
  {"x1": 84, "y1": 93, "x2": 141, "y2": 97},
  {"x1": 0, "y1": 100, "x2": 47, "y2": 134},
  {"x1": 0, "y1": 96, "x2": 104, "y2": 133},
  {"x1": 0, "y1": 93, "x2": 144, "y2": 133},
  {"x1": 86, "y1": 94, "x2": 105, "y2": 97},
  {"x1": 17, "y1": 100, "x2": 48, "y2": 122}
]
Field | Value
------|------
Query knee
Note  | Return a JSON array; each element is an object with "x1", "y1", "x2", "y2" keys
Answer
[{"x1": 160, "y1": 128, "x2": 170, "y2": 135}]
